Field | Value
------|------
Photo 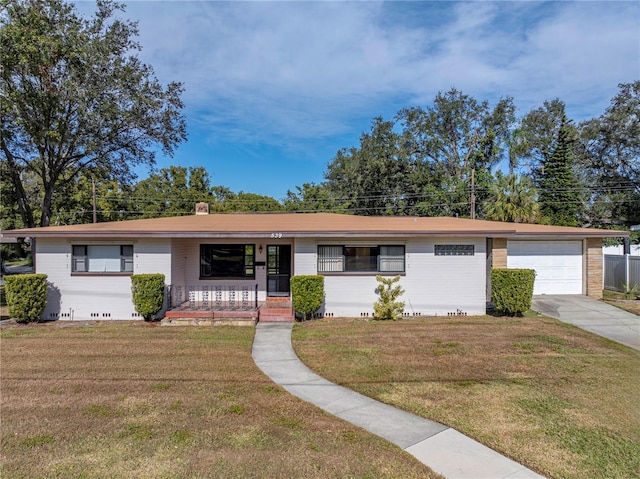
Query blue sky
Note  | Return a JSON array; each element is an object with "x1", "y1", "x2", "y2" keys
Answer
[{"x1": 76, "y1": 1, "x2": 639, "y2": 201}]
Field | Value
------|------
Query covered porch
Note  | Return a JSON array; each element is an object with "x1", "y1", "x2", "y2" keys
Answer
[{"x1": 162, "y1": 284, "x2": 293, "y2": 326}]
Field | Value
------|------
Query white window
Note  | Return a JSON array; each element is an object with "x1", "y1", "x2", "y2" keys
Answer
[
  {"x1": 379, "y1": 245, "x2": 406, "y2": 272},
  {"x1": 72, "y1": 245, "x2": 134, "y2": 273},
  {"x1": 318, "y1": 245, "x2": 405, "y2": 273},
  {"x1": 318, "y1": 245, "x2": 343, "y2": 272}
]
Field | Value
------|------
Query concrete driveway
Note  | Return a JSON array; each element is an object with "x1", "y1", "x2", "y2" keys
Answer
[{"x1": 531, "y1": 295, "x2": 640, "y2": 351}]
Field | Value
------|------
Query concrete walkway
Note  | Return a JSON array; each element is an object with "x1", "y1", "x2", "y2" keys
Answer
[
  {"x1": 252, "y1": 323, "x2": 545, "y2": 479},
  {"x1": 531, "y1": 295, "x2": 640, "y2": 351}
]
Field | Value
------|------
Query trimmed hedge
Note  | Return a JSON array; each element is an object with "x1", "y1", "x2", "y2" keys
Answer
[
  {"x1": 4, "y1": 274, "x2": 48, "y2": 323},
  {"x1": 491, "y1": 268, "x2": 536, "y2": 316},
  {"x1": 131, "y1": 274, "x2": 166, "y2": 321},
  {"x1": 290, "y1": 275, "x2": 324, "y2": 320}
]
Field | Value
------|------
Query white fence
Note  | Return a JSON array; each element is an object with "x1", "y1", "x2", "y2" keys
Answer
[
  {"x1": 169, "y1": 284, "x2": 259, "y2": 310},
  {"x1": 604, "y1": 255, "x2": 640, "y2": 292}
]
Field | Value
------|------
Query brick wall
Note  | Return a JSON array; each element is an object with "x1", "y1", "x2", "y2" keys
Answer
[{"x1": 586, "y1": 238, "x2": 603, "y2": 299}]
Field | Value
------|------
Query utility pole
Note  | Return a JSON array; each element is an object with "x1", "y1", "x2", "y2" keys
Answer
[
  {"x1": 92, "y1": 178, "x2": 97, "y2": 223},
  {"x1": 470, "y1": 168, "x2": 476, "y2": 220}
]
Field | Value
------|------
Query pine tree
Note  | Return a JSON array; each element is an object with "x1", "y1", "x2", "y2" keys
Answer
[{"x1": 537, "y1": 116, "x2": 581, "y2": 226}]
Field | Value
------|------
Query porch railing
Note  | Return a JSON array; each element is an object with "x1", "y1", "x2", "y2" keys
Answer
[{"x1": 169, "y1": 284, "x2": 259, "y2": 310}]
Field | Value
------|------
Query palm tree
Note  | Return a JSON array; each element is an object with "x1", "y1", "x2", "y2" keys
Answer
[{"x1": 483, "y1": 172, "x2": 540, "y2": 223}]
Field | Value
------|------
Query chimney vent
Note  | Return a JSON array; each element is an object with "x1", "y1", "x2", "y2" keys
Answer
[{"x1": 195, "y1": 202, "x2": 209, "y2": 215}]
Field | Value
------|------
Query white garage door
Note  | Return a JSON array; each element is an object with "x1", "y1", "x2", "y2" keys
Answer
[{"x1": 507, "y1": 241, "x2": 583, "y2": 295}]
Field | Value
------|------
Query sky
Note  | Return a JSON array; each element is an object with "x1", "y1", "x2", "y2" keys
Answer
[{"x1": 75, "y1": 0, "x2": 640, "y2": 201}]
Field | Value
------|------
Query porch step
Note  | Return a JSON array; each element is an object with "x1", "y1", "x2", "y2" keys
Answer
[
  {"x1": 259, "y1": 315, "x2": 295, "y2": 322},
  {"x1": 259, "y1": 299, "x2": 294, "y2": 322},
  {"x1": 260, "y1": 308, "x2": 293, "y2": 315}
]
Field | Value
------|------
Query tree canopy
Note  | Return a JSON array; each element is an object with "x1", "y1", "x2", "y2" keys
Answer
[
  {"x1": 578, "y1": 81, "x2": 640, "y2": 228},
  {"x1": 0, "y1": 0, "x2": 186, "y2": 228},
  {"x1": 322, "y1": 89, "x2": 517, "y2": 218},
  {"x1": 535, "y1": 116, "x2": 582, "y2": 226},
  {"x1": 483, "y1": 173, "x2": 539, "y2": 224}
]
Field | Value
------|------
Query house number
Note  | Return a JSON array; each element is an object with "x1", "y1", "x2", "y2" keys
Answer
[{"x1": 271, "y1": 233, "x2": 283, "y2": 239}]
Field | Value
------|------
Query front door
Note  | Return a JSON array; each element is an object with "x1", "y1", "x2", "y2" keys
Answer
[{"x1": 267, "y1": 245, "x2": 291, "y2": 297}]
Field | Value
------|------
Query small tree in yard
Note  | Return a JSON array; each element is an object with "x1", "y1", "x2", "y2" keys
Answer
[
  {"x1": 373, "y1": 275, "x2": 405, "y2": 320},
  {"x1": 4, "y1": 274, "x2": 48, "y2": 323},
  {"x1": 290, "y1": 275, "x2": 324, "y2": 321},
  {"x1": 131, "y1": 274, "x2": 165, "y2": 321}
]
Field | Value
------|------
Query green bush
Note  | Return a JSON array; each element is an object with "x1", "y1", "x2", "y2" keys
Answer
[
  {"x1": 491, "y1": 268, "x2": 536, "y2": 316},
  {"x1": 373, "y1": 275, "x2": 405, "y2": 320},
  {"x1": 4, "y1": 274, "x2": 48, "y2": 323},
  {"x1": 131, "y1": 274, "x2": 165, "y2": 321},
  {"x1": 1, "y1": 244, "x2": 20, "y2": 262},
  {"x1": 290, "y1": 275, "x2": 324, "y2": 320}
]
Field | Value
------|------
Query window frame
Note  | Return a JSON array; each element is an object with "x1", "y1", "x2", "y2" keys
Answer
[
  {"x1": 200, "y1": 244, "x2": 255, "y2": 279},
  {"x1": 434, "y1": 244, "x2": 475, "y2": 256},
  {"x1": 317, "y1": 244, "x2": 405, "y2": 274},
  {"x1": 71, "y1": 244, "x2": 134, "y2": 275}
]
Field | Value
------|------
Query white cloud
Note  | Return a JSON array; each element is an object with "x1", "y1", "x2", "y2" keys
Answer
[{"x1": 75, "y1": 1, "x2": 639, "y2": 146}]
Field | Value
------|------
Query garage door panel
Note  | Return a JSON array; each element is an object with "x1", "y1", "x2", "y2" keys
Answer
[{"x1": 507, "y1": 241, "x2": 583, "y2": 295}]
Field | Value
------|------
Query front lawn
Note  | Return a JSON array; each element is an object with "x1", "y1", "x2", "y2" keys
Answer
[
  {"x1": 0, "y1": 322, "x2": 437, "y2": 479},
  {"x1": 293, "y1": 316, "x2": 640, "y2": 479},
  {"x1": 603, "y1": 290, "x2": 640, "y2": 315}
]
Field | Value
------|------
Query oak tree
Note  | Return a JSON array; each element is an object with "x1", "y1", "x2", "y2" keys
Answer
[{"x1": 1, "y1": 0, "x2": 186, "y2": 227}]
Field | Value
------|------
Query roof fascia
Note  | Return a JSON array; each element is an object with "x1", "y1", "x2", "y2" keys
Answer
[
  {"x1": 8, "y1": 230, "x2": 518, "y2": 239},
  {"x1": 3, "y1": 228, "x2": 629, "y2": 239}
]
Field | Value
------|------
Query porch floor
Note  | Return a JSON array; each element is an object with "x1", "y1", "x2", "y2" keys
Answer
[{"x1": 162, "y1": 298, "x2": 294, "y2": 326}]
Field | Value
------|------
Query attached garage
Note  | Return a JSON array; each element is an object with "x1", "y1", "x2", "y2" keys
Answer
[{"x1": 507, "y1": 240, "x2": 583, "y2": 295}]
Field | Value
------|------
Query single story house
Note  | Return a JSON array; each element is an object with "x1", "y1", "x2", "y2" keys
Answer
[{"x1": 3, "y1": 212, "x2": 627, "y2": 321}]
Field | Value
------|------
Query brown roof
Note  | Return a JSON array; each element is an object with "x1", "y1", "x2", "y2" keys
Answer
[{"x1": 2, "y1": 213, "x2": 629, "y2": 239}]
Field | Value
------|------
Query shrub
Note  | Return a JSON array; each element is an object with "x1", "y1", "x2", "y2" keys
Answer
[
  {"x1": 373, "y1": 275, "x2": 405, "y2": 320},
  {"x1": 290, "y1": 275, "x2": 324, "y2": 320},
  {"x1": 491, "y1": 268, "x2": 536, "y2": 316},
  {"x1": 4, "y1": 274, "x2": 48, "y2": 323},
  {"x1": 131, "y1": 274, "x2": 165, "y2": 321},
  {"x1": 621, "y1": 282, "x2": 639, "y2": 300},
  {"x1": 1, "y1": 244, "x2": 20, "y2": 262}
]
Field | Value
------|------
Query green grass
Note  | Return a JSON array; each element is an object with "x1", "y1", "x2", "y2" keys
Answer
[
  {"x1": 0, "y1": 322, "x2": 438, "y2": 479},
  {"x1": 293, "y1": 316, "x2": 640, "y2": 479}
]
